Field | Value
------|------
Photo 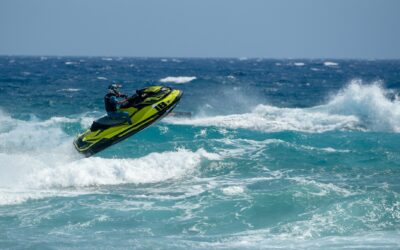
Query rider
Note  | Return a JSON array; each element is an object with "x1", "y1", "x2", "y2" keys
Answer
[{"x1": 104, "y1": 84, "x2": 132, "y2": 125}]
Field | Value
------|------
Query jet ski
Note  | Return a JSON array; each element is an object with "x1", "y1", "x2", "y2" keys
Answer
[{"x1": 74, "y1": 86, "x2": 183, "y2": 157}]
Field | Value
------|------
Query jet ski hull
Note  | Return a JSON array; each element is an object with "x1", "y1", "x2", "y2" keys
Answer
[{"x1": 74, "y1": 86, "x2": 182, "y2": 157}]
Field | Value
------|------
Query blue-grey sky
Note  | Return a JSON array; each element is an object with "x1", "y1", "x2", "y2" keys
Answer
[{"x1": 1, "y1": 0, "x2": 399, "y2": 58}]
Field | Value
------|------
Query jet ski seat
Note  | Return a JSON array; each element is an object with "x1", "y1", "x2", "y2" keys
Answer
[{"x1": 90, "y1": 116, "x2": 127, "y2": 131}]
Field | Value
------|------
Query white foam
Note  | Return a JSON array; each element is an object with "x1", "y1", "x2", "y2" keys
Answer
[
  {"x1": 0, "y1": 115, "x2": 74, "y2": 154},
  {"x1": 0, "y1": 114, "x2": 81, "y2": 204},
  {"x1": 0, "y1": 148, "x2": 219, "y2": 205},
  {"x1": 0, "y1": 189, "x2": 79, "y2": 206},
  {"x1": 194, "y1": 129, "x2": 207, "y2": 138},
  {"x1": 324, "y1": 61, "x2": 339, "y2": 67},
  {"x1": 215, "y1": 138, "x2": 285, "y2": 158},
  {"x1": 289, "y1": 176, "x2": 354, "y2": 197},
  {"x1": 159, "y1": 76, "x2": 196, "y2": 84},
  {"x1": 222, "y1": 186, "x2": 245, "y2": 195},
  {"x1": 167, "y1": 105, "x2": 359, "y2": 133},
  {"x1": 157, "y1": 125, "x2": 169, "y2": 134},
  {"x1": 96, "y1": 76, "x2": 108, "y2": 80},
  {"x1": 294, "y1": 62, "x2": 305, "y2": 66},
  {"x1": 26, "y1": 149, "x2": 220, "y2": 189},
  {"x1": 321, "y1": 80, "x2": 400, "y2": 132},
  {"x1": 202, "y1": 229, "x2": 400, "y2": 249},
  {"x1": 167, "y1": 81, "x2": 400, "y2": 133},
  {"x1": 0, "y1": 113, "x2": 221, "y2": 205},
  {"x1": 65, "y1": 61, "x2": 78, "y2": 65}
]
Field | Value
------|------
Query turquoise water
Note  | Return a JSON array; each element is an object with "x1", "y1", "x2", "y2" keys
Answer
[{"x1": 0, "y1": 57, "x2": 399, "y2": 249}]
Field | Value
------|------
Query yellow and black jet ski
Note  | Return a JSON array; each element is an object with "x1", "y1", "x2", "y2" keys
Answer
[{"x1": 74, "y1": 86, "x2": 183, "y2": 157}]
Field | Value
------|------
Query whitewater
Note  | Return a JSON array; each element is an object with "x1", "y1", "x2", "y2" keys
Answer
[
  {"x1": 167, "y1": 81, "x2": 400, "y2": 133},
  {"x1": 0, "y1": 57, "x2": 399, "y2": 249}
]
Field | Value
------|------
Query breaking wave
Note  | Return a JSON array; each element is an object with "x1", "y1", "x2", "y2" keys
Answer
[
  {"x1": 167, "y1": 81, "x2": 400, "y2": 133},
  {"x1": 318, "y1": 80, "x2": 400, "y2": 131},
  {"x1": 0, "y1": 111, "x2": 220, "y2": 205}
]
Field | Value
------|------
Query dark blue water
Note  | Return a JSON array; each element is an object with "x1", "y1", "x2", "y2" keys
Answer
[{"x1": 0, "y1": 56, "x2": 399, "y2": 249}]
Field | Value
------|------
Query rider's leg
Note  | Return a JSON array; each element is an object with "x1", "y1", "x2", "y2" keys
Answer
[{"x1": 108, "y1": 111, "x2": 132, "y2": 125}]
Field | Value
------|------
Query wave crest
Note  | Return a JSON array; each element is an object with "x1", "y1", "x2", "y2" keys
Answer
[
  {"x1": 159, "y1": 76, "x2": 196, "y2": 84},
  {"x1": 321, "y1": 80, "x2": 400, "y2": 132},
  {"x1": 0, "y1": 112, "x2": 220, "y2": 205},
  {"x1": 167, "y1": 81, "x2": 400, "y2": 133}
]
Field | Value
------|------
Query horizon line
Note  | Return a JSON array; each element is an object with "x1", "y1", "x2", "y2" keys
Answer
[{"x1": 1, "y1": 54, "x2": 399, "y2": 61}]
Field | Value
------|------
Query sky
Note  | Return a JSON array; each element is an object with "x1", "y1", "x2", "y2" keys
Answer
[{"x1": 0, "y1": 0, "x2": 399, "y2": 59}]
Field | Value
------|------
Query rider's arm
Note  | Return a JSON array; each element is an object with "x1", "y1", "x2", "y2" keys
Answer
[
  {"x1": 111, "y1": 95, "x2": 128, "y2": 105},
  {"x1": 118, "y1": 93, "x2": 128, "y2": 98}
]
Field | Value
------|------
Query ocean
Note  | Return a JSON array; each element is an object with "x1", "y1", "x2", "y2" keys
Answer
[{"x1": 0, "y1": 56, "x2": 399, "y2": 249}]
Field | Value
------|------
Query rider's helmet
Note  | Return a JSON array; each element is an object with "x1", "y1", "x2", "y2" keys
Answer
[{"x1": 108, "y1": 83, "x2": 122, "y2": 95}]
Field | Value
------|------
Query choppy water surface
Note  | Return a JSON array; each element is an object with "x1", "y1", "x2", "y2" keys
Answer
[{"x1": 0, "y1": 57, "x2": 399, "y2": 249}]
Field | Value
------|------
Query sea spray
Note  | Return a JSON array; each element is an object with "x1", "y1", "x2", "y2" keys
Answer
[
  {"x1": 320, "y1": 80, "x2": 400, "y2": 132},
  {"x1": 167, "y1": 81, "x2": 400, "y2": 133}
]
